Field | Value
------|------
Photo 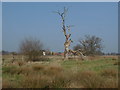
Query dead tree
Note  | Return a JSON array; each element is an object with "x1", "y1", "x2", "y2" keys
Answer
[
  {"x1": 69, "y1": 49, "x2": 87, "y2": 60},
  {"x1": 55, "y1": 7, "x2": 73, "y2": 59}
]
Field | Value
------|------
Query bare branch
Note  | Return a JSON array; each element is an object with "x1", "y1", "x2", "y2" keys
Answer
[
  {"x1": 52, "y1": 10, "x2": 61, "y2": 16},
  {"x1": 66, "y1": 25, "x2": 74, "y2": 32},
  {"x1": 63, "y1": 7, "x2": 68, "y2": 18}
]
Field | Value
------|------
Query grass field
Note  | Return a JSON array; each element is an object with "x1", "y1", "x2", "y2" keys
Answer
[{"x1": 2, "y1": 55, "x2": 118, "y2": 88}]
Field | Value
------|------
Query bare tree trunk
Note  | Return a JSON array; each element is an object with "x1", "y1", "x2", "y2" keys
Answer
[
  {"x1": 55, "y1": 7, "x2": 73, "y2": 59},
  {"x1": 64, "y1": 48, "x2": 69, "y2": 59}
]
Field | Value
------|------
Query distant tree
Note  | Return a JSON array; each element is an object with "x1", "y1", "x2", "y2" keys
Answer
[
  {"x1": 2, "y1": 50, "x2": 9, "y2": 55},
  {"x1": 73, "y1": 44, "x2": 82, "y2": 51},
  {"x1": 11, "y1": 52, "x2": 17, "y2": 55},
  {"x1": 73, "y1": 35, "x2": 103, "y2": 56},
  {"x1": 19, "y1": 37, "x2": 43, "y2": 61}
]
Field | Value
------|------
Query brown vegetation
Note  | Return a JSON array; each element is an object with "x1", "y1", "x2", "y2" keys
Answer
[{"x1": 2, "y1": 55, "x2": 118, "y2": 88}]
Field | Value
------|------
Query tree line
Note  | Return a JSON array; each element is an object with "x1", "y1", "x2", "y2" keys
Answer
[{"x1": 18, "y1": 35, "x2": 103, "y2": 61}]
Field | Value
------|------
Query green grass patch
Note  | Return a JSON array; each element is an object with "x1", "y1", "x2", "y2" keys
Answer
[{"x1": 61, "y1": 58, "x2": 118, "y2": 73}]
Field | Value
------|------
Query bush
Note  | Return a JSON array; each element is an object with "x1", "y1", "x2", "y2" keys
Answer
[{"x1": 19, "y1": 37, "x2": 43, "y2": 61}]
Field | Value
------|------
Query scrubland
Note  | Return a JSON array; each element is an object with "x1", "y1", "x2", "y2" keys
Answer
[{"x1": 2, "y1": 55, "x2": 118, "y2": 88}]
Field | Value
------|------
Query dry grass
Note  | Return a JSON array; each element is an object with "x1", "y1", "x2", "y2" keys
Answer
[
  {"x1": 114, "y1": 61, "x2": 119, "y2": 65},
  {"x1": 19, "y1": 64, "x2": 69, "y2": 88},
  {"x1": 47, "y1": 65, "x2": 63, "y2": 72},
  {"x1": 21, "y1": 74, "x2": 52, "y2": 88},
  {"x1": 20, "y1": 69, "x2": 71, "y2": 88},
  {"x1": 2, "y1": 65, "x2": 18, "y2": 75},
  {"x1": 32, "y1": 64, "x2": 45, "y2": 71},
  {"x1": 18, "y1": 66, "x2": 32, "y2": 76},
  {"x1": 87, "y1": 56, "x2": 102, "y2": 60},
  {"x1": 103, "y1": 78, "x2": 118, "y2": 88},
  {"x1": 100, "y1": 69, "x2": 118, "y2": 77},
  {"x1": 17, "y1": 60, "x2": 26, "y2": 66},
  {"x1": 50, "y1": 72, "x2": 71, "y2": 88},
  {"x1": 71, "y1": 70, "x2": 118, "y2": 88},
  {"x1": 2, "y1": 55, "x2": 118, "y2": 88},
  {"x1": 3, "y1": 67, "x2": 118, "y2": 88},
  {"x1": 71, "y1": 71, "x2": 103, "y2": 88},
  {"x1": 2, "y1": 79, "x2": 12, "y2": 88},
  {"x1": 42, "y1": 64, "x2": 63, "y2": 77}
]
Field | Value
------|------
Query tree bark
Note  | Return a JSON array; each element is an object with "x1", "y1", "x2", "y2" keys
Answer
[{"x1": 55, "y1": 7, "x2": 72, "y2": 59}]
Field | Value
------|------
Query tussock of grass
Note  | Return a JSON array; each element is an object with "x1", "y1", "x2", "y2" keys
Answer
[
  {"x1": 17, "y1": 60, "x2": 26, "y2": 66},
  {"x1": 100, "y1": 69, "x2": 118, "y2": 77},
  {"x1": 70, "y1": 70, "x2": 118, "y2": 88},
  {"x1": 2, "y1": 79, "x2": 12, "y2": 88},
  {"x1": 78, "y1": 71, "x2": 104, "y2": 88},
  {"x1": 50, "y1": 72, "x2": 71, "y2": 88},
  {"x1": 103, "y1": 78, "x2": 118, "y2": 88},
  {"x1": 48, "y1": 65, "x2": 63, "y2": 72},
  {"x1": 2, "y1": 65, "x2": 18, "y2": 74},
  {"x1": 114, "y1": 61, "x2": 119, "y2": 65},
  {"x1": 32, "y1": 64, "x2": 45, "y2": 71},
  {"x1": 18, "y1": 66, "x2": 32, "y2": 76},
  {"x1": 38, "y1": 57, "x2": 50, "y2": 61},
  {"x1": 43, "y1": 65, "x2": 63, "y2": 76},
  {"x1": 2, "y1": 77, "x2": 21, "y2": 88},
  {"x1": 112, "y1": 58, "x2": 117, "y2": 60},
  {"x1": 21, "y1": 74, "x2": 52, "y2": 88}
]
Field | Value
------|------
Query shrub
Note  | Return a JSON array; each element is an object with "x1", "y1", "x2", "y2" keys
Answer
[{"x1": 19, "y1": 37, "x2": 43, "y2": 61}]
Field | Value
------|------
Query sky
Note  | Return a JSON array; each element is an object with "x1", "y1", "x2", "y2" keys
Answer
[{"x1": 2, "y1": 2, "x2": 118, "y2": 53}]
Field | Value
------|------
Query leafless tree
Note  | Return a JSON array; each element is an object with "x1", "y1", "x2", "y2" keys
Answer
[
  {"x1": 55, "y1": 7, "x2": 73, "y2": 59},
  {"x1": 73, "y1": 35, "x2": 103, "y2": 56},
  {"x1": 19, "y1": 37, "x2": 43, "y2": 61}
]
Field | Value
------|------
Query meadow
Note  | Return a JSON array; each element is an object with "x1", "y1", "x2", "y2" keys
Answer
[{"x1": 2, "y1": 55, "x2": 118, "y2": 88}]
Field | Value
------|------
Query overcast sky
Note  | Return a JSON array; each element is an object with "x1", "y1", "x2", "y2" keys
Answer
[{"x1": 2, "y1": 2, "x2": 118, "y2": 53}]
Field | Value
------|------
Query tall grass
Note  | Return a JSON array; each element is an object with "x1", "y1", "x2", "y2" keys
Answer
[
  {"x1": 100, "y1": 69, "x2": 118, "y2": 77},
  {"x1": 2, "y1": 56, "x2": 118, "y2": 88}
]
